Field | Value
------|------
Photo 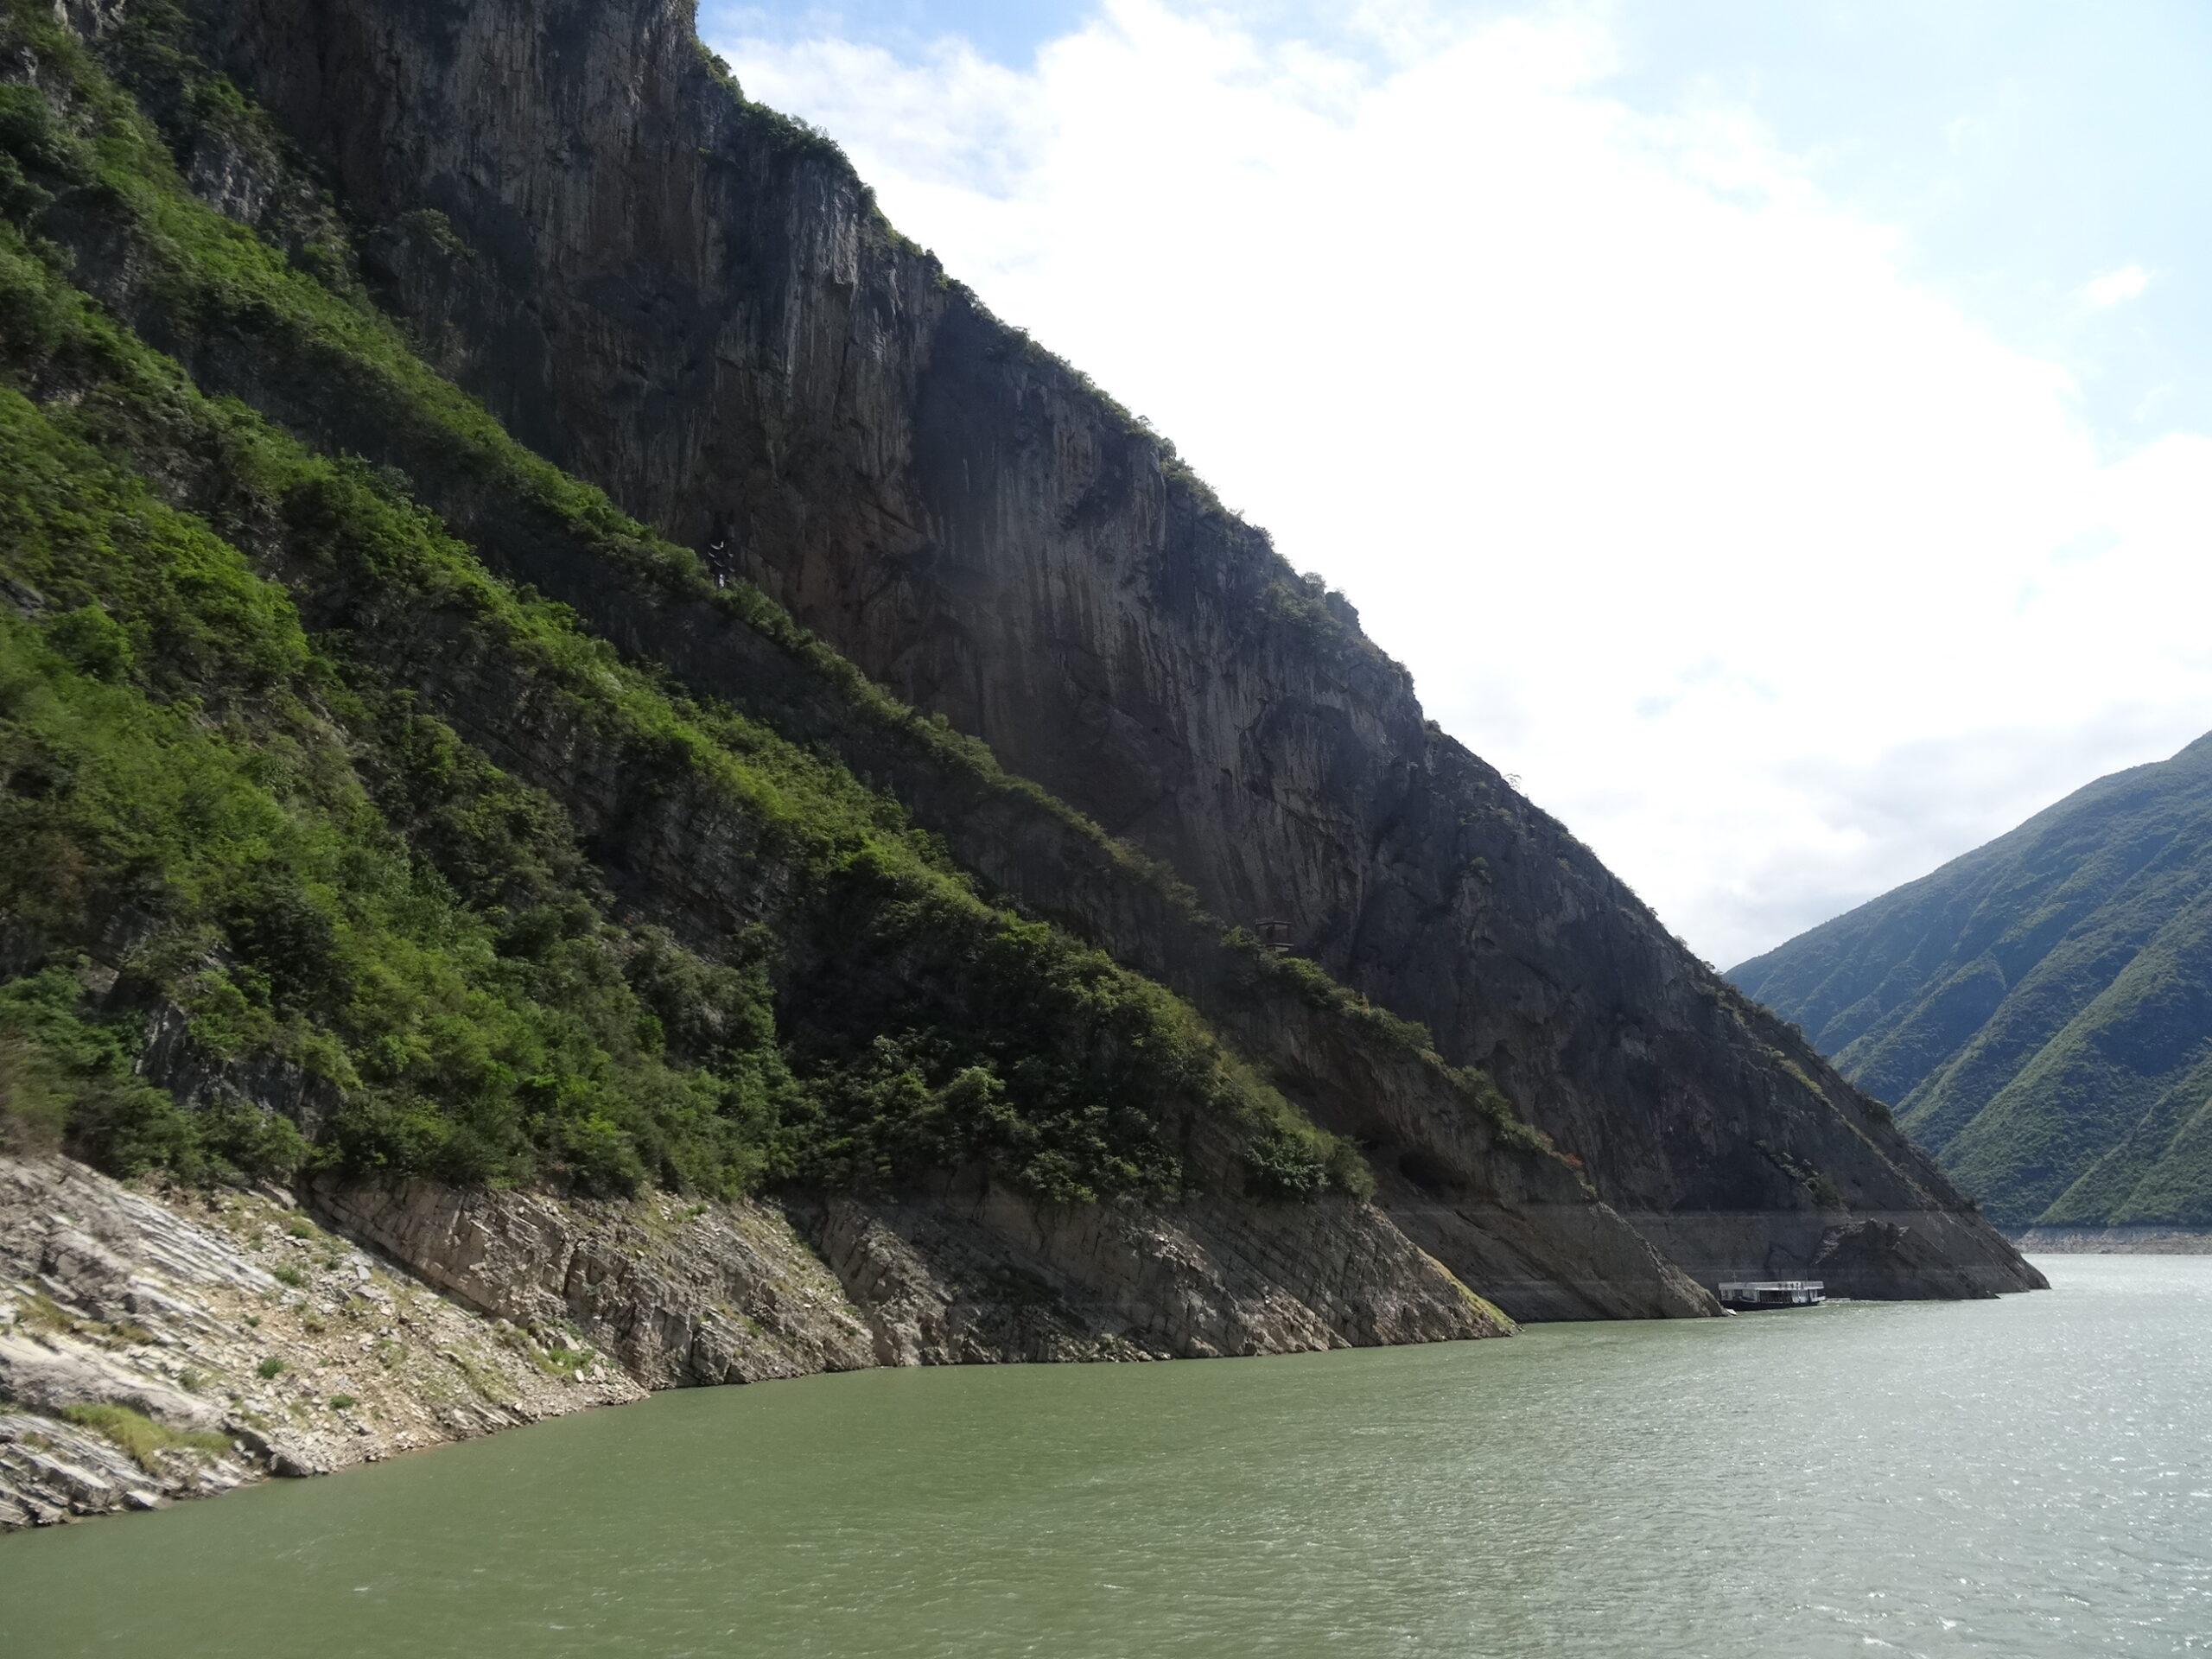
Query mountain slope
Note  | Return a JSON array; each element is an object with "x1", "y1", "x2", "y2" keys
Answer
[
  {"x1": 157, "y1": 0, "x2": 2037, "y2": 1300},
  {"x1": 1732, "y1": 734, "x2": 2212, "y2": 1230},
  {"x1": 0, "y1": 0, "x2": 1741, "y2": 1364}
]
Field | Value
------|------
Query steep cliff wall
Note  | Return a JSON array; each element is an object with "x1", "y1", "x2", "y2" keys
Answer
[
  {"x1": 164, "y1": 0, "x2": 2037, "y2": 1295},
  {"x1": 0, "y1": 0, "x2": 1715, "y2": 1358}
]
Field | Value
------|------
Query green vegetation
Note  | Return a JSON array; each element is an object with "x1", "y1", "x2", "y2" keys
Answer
[
  {"x1": 1733, "y1": 734, "x2": 2212, "y2": 1227},
  {"x1": 0, "y1": 3, "x2": 1374, "y2": 1211},
  {"x1": 256, "y1": 1357, "x2": 284, "y2": 1379},
  {"x1": 0, "y1": 1025, "x2": 67, "y2": 1153},
  {"x1": 688, "y1": 36, "x2": 850, "y2": 166},
  {"x1": 56, "y1": 1401, "x2": 231, "y2": 1469},
  {"x1": 1242, "y1": 1127, "x2": 1335, "y2": 1199},
  {"x1": 12, "y1": 1287, "x2": 67, "y2": 1333}
]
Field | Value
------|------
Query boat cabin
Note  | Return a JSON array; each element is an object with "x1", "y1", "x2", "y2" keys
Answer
[{"x1": 1716, "y1": 1280, "x2": 1826, "y2": 1310}]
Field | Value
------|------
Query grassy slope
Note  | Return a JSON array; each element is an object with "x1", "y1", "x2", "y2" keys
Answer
[
  {"x1": 1732, "y1": 734, "x2": 2212, "y2": 1227},
  {"x1": 0, "y1": 3, "x2": 1367, "y2": 1208}
]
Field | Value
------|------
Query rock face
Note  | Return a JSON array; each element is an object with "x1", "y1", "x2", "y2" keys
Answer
[
  {"x1": 340, "y1": 611, "x2": 1712, "y2": 1325},
  {"x1": 3, "y1": 0, "x2": 1716, "y2": 1353},
  {"x1": 0, "y1": 1153, "x2": 643, "y2": 1529},
  {"x1": 1735, "y1": 732, "x2": 2212, "y2": 1231},
  {"x1": 0, "y1": 1408, "x2": 230, "y2": 1530},
  {"x1": 169, "y1": 0, "x2": 2038, "y2": 1297},
  {"x1": 314, "y1": 1172, "x2": 1506, "y2": 1374},
  {"x1": 2, "y1": 1149, "x2": 1503, "y2": 1528}
]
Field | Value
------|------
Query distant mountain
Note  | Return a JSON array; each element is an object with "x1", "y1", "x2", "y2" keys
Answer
[{"x1": 1732, "y1": 734, "x2": 2212, "y2": 1230}]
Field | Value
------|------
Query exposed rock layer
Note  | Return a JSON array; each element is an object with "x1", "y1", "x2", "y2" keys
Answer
[
  {"x1": 0, "y1": 1154, "x2": 640, "y2": 1529},
  {"x1": 168, "y1": 0, "x2": 2039, "y2": 1297},
  {"x1": 314, "y1": 1172, "x2": 1505, "y2": 1372},
  {"x1": 2, "y1": 1151, "x2": 1500, "y2": 1529},
  {"x1": 2013, "y1": 1227, "x2": 2212, "y2": 1255}
]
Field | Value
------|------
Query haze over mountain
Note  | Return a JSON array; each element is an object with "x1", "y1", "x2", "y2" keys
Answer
[{"x1": 1733, "y1": 734, "x2": 2212, "y2": 1231}]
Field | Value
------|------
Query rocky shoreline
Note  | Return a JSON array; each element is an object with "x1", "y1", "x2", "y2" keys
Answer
[
  {"x1": 2014, "y1": 1227, "x2": 2212, "y2": 1255},
  {"x1": 0, "y1": 1156, "x2": 643, "y2": 1529},
  {"x1": 1, "y1": 1152, "x2": 1513, "y2": 1530}
]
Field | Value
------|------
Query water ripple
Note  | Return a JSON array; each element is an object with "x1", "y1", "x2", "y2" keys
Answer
[{"x1": 2, "y1": 1256, "x2": 2208, "y2": 1657}]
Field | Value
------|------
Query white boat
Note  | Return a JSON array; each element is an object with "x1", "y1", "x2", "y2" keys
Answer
[{"x1": 1716, "y1": 1279, "x2": 1826, "y2": 1309}]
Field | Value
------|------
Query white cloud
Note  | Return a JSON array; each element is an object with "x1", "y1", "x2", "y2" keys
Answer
[
  {"x1": 710, "y1": 0, "x2": 2212, "y2": 964},
  {"x1": 2081, "y1": 262, "x2": 2152, "y2": 309}
]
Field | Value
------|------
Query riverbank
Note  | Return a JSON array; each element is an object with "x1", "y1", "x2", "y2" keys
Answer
[
  {"x1": 1, "y1": 1152, "x2": 1511, "y2": 1529},
  {"x1": 0, "y1": 1156, "x2": 646, "y2": 1528},
  {"x1": 2014, "y1": 1225, "x2": 2212, "y2": 1254},
  {"x1": 3, "y1": 1256, "x2": 2200, "y2": 1658}
]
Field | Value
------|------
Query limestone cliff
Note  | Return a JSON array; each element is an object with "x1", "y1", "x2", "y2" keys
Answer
[
  {"x1": 166, "y1": 0, "x2": 2037, "y2": 1297},
  {"x1": 0, "y1": 0, "x2": 1710, "y2": 1408}
]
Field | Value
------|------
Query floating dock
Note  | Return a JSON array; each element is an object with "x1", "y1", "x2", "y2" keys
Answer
[{"x1": 1717, "y1": 1279, "x2": 1825, "y2": 1310}]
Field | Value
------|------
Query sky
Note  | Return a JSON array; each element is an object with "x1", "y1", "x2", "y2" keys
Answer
[{"x1": 699, "y1": 0, "x2": 2212, "y2": 967}]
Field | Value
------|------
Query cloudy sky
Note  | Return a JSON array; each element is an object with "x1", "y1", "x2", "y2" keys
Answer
[{"x1": 700, "y1": 0, "x2": 2212, "y2": 967}]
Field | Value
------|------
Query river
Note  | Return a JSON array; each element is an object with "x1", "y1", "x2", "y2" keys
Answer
[{"x1": 3, "y1": 1255, "x2": 2207, "y2": 1656}]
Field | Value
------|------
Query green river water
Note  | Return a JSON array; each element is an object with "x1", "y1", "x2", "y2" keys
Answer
[{"x1": 2, "y1": 1255, "x2": 2207, "y2": 1656}]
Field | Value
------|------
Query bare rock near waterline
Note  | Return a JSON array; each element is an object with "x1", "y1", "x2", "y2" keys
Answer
[
  {"x1": 0, "y1": 1154, "x2": 642, "y2": 1530},
  {"x1": 308, "y1": 1176, "x2": 881, "y2": 1388},
  {"x1": 2013, "y1": 1225, "x2": 2212, "y2": 1255},
  {"x1": 311, "y1": 1169, "x2": 1505, "y2": 1381},
  {"x1": 0, "y1": 1411, "x2": 217, "y2": 1529},
  {"x1": 3, "y1": 1147, "x2": 1509, "y2": 1530},
  {"x1": 804, "y1": 1181, "x2": 1510, "y2": 1365}
]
